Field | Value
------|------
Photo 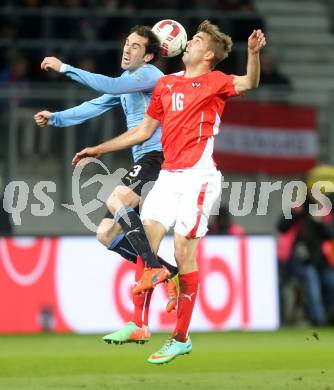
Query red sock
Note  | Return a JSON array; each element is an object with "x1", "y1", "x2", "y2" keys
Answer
[
  {"x1": 172, "y1": 271, "x2": 199, "y2": 342},
  {"x1": 133, "y1": 256, "x2": 152, "y2": 327}
]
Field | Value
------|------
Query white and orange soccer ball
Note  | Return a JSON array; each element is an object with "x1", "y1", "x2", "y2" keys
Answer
[{"x1": 152, "y1": 20, "x2": 187, "y2": 58}]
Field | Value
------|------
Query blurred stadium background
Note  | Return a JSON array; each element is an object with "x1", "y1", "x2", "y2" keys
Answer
[{"x1": 1, "y1": 1, "x2": 334, "y2": 389}]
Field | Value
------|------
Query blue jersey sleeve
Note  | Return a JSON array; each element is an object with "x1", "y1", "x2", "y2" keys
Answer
[
  {"x1": 50, "y1": 94, "x2": 120, "y2": 127},
  {"x1": 62, "y1": 64, "x2": 162, "y2": 95}
]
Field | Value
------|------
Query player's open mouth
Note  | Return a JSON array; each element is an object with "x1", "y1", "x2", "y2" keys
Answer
[{"x1": 123, "y1": 56, "x2": 130, "y2": 64}]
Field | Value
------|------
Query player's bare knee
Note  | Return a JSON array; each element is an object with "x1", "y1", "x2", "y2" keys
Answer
[
  {"x1": 107, "y1": 185, "x2": 136, "y2": 214},
  {"x1": 106, "y1": 192, "x2": 118, "y2": 214},
  {"x1": 115, "y1": 185, "x2": 139, "y2": 208}
]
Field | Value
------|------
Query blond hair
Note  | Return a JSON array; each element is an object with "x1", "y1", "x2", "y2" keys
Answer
[{"x1": 197, "y1": 20, "x2": 233, "y2": 68}]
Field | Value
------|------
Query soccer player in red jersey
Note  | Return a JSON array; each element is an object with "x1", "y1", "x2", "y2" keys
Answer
[{"x1": 73, "y1": 20, "x2": 266, "y2": 363}]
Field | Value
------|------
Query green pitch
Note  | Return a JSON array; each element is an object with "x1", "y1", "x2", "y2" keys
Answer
[{"x1": 0, "y1": 329, "x2": 333, "y2": 390}]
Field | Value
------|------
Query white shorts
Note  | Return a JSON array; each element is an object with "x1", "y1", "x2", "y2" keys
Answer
[{"x1": 140, "y1": 168, "x2": 222, "y2": 238}]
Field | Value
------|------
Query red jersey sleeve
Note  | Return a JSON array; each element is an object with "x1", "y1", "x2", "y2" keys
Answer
[
  {"x1": 215, "y1": 71, "x2": 239, "y2": 98},
  {"x1": 147, "y1": 78, "x2": 164, "y2": 121}
]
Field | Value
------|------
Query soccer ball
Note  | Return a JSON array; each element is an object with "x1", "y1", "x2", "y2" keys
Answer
[{"x1": 152, "y1": 20, "x2": 187, "y2": 58}]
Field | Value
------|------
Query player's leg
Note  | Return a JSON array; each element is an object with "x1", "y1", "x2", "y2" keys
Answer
[
  {"x1": 172, "y1": 234, "x2": 200, "y2": 339},
  {"x1": 98, "y1": 154, "x2": 156, "y2": 261},
  {"x1": 96, "y1": 217, "x2": 136, "y2": 261},
  {"x1": 130, "y1": 170, "x2": 180, "y2": 294},
  {"x1": 102, "y1": 160, "x2": 178, "y2": 344},
  {"x1": 102, "y1": 230, "x2": 154, "y2": 344},
  {"x1": 126, "y1": 219, "x2": 174, "y2": 333},
  {"x1": 96, "y1": 217, "x2": 120, "y2": 248},
  {"x1": 106, "y1": 180, "x2": 179, "y2": 276},
  {"x1": 108, "y1": 153, "x2": 165, "y2": 270},
  {"x1": 99, "y1": 190, "x2": 177, "y2": 336},
  {"x1": 98, "y1": 184, "x2": 149, "y2": 344},
  {"x1": 131, "y1": 219, "x2": 169, "y2": 295},
  {"x1": 98, "y1": 153, "x2": 178, "y2": 274},
  {"x1": 110, "y1": 192, "x2": 163, "y2": 268},
  {"x1": 148, "y1": 168, "x2": 222, "y2": 364},
  {"x1": 103, "y1": 252, "x2": 152, "y2": 345},
  {"x1": 97, "y1": 207, "x2": 177, "y2": 275},
  {"x1": 141, "y1": 218, "x2": 179, "y2": 311},
  {"x1": 97, "y1": 186, "x2": 140, "y2": 264},
  {"x1": 100, "y1": 216, "x2": 176, "y2": 344},
  {"x1": 100, "y1": 206, "x2": 154, "y2": 344},
  {"x1": 102, "y1": 219, "x2": 166, "y2": 345},
  {"x1": 126, "y1": 219, "x2": 166, "y2": 335},
  {"x1": 147, "y1": 235, "x2": 199, "y2": 364}
]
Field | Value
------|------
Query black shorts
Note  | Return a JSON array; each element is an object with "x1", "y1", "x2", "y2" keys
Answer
[{"x1": 104, "y1": 150, "x2": 163, "y2": 219}]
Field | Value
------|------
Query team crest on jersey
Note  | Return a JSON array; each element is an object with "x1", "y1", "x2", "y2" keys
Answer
[{"x1": 192, "y1": 81, "x2": 201, "y2": 88}]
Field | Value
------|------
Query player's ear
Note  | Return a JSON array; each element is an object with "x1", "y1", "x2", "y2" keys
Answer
[
  {"x1": 204, "y1": 50, "x2": 214, "y2": 63},
  {"x1": 144, "y1": 53, "x2": 154, "y2": 63}
]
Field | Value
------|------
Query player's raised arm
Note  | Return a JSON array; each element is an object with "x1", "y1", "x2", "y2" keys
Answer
[
  {"x1": 233, "y1": 29, "x2": 266, "y2": 95},
  {"x1": 72, "y1": 114, "x2": 159, "y2": 166},
  {"x1": 34, "y1": 94, "x2": 120, "y2": 128},
  {"x1": 41, "y1": 57, "x2": 162, "y2": 95}
]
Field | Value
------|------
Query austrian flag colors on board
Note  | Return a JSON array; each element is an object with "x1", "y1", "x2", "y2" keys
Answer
[{"x1": 214, "y1": 101, "x2": 318, "y2": 174}]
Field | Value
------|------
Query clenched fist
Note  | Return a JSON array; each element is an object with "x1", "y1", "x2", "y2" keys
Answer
[
  {"x1": 34, "y1": 110, "x2": 53, "y2": 127},
  {"x1": 41, "y1": 57, "x2": 63, "y2": 72}
]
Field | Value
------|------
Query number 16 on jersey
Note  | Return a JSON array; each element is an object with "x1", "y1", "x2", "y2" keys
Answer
[{"x1": 172, "y1": 93, "x2": 184, "y2": 111}]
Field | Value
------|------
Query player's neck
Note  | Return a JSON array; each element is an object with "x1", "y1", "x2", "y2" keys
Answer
[{"x1": 184, "y1": 64, "x2": 211, "y2": 79}]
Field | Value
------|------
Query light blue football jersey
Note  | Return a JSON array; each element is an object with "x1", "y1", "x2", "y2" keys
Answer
[{"x1": 50, "y1": 64, "x2": 163, "y2": 162}]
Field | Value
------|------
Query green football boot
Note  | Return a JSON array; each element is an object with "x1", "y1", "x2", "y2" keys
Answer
[
  {"x1": 147, "y1": 337, "x2": 192, "y2": 364},
  {"x1": 103, "y1": 322, "x2": 150, "y2": 345}
]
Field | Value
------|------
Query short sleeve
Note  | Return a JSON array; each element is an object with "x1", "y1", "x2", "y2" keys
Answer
[
  {"x1": 147, "y1": 78, "x2": 164, "y2": 121},
  {"x1": 215, "y1": 72, "x2": 239, "y2": 98}
]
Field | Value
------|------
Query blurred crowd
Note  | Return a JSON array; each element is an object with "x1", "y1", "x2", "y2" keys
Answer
[
  {"x1": 278, "y1": 166, "x2": 334, "y2": 327},
  {"x1": 2, "y1": 0, "x2": 260, "y2": 10},
  {"x1": 0, "y1": 0, "x2": 265, "y2": 78}
]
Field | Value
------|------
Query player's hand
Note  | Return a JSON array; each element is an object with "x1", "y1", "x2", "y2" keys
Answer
[
  {"x1": 41, "y1": 56, "x2": 63, "y2": 72},
  {"x1": 72, "y1": 147, "x2": 102, "y2": 166},
  {"x1": 34, "y1": 110, "x2": 53, "y2": 127},
  {"x1": 248, "y1": 29, "x2": 266, "y2": 54}
]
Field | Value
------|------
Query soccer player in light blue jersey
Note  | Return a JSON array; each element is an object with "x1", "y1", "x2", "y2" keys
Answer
[{"x1": 34, "y1": 25, "x2": 178, "y2": 344}]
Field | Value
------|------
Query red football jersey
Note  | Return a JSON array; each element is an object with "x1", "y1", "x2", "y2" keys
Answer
[{"x1": 147, "y1": 70, "x2": 238, "y2": 169}]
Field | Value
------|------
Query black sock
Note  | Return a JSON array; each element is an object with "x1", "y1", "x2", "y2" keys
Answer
[
  {"x1": 114, "y1": 206, "x2": 161, "y2": 268},
  {"x1": 108, "y1": 234, "x2": 178, "y2": 274},
  {"x1": 158, "y1": 256, "x2": 178, "y2": 276},
  {"x1": 108, "y1": 234, "x2": 137, "y2": 263}
]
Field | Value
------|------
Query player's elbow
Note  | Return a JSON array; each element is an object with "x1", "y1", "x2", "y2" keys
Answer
[
  {"x1": 234, "y1": 76, "x2": 259, "y2": 94},
  {"x1": 138, "y1": 117, "x2": 159, "y2": 141},
  {"x1": 251, "y1": 78, "x2": 260, "y2": 89},
  {"x1": 244, "y1": 77, "x2": 259, "y2": 91},
  {"x1": 128, "y1": 127, "x2": 150, "y2": 144}
]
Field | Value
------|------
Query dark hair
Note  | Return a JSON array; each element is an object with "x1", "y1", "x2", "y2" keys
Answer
[{"x1": 130, "y1": 25, "x2": 160, "y2": 63}]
